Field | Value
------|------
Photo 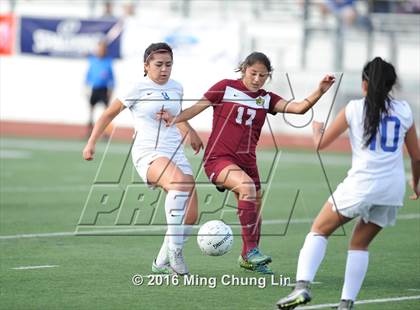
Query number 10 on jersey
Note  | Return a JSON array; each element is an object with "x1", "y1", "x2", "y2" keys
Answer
[{"x1": 369, "y1": 116, "x2": 401, "y2": 152}]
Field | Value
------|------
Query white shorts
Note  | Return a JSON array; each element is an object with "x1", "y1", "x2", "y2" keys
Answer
[
  {"x1": 133, "y1": 151, "x2": 193, "y2": 188},
  {"x1": 328, "y1": 195, "x2": 401, "y2": 228}
]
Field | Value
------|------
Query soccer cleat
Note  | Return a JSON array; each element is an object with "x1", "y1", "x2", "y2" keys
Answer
[
  {"x1": 238, "y1": 255, "x2": 254, "y2": 271},
  {"x1": 254, "y1": 263, "x2": 274, "y2": 275},
  {"x1": 245, "y1": 247, "x2": 272, "y2": 266},
  {"x1": 151, "y1": 259, "x2": 174, "y2": 275},
  {"x1": 276, "y1": 280, "x2": 312, "y2": 309},
  {"x1": 238, "y1": 255, "x2": 274, "y2": 274},
  {"x1": 337, "y1": 299, "x2": 354, "y2": 310},
  {"x1": 168, "y1": 247, "x2": 189, "y2": 275}
]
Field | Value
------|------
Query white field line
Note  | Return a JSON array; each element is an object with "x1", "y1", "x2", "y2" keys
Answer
[
  {"x1": 0, "y1": 150, "x2": 32, "y2": 159},
  {"x1": 0, "y1": 138, "x2": 350, "y2": 163},
  {"x1": 0, "y1": 185, "x2": 91, "y2": 193},
  {"x1": 0, "y1": 183, "x2": 324, "y2": 193},
  {"x1": 1, "y1": 178, "x2": 415, "y2": 193},
  {"x1": 288, "y1": 282, "x2": 322, "y2": 287},
  {"x1": 296, "y1": 295, "x2": 420, "y2": 309},
  {"x1": 11, "y1": 265, "x2": 59, "y2": 270},
  {"x1": 0, "y1": 213, "x2": 419, "y2": 240},
  {"x1": 1, "y1": 138, "x2": 412, "y2": 168}
]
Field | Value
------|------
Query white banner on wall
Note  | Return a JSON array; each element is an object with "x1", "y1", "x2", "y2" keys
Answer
[
  {"x1": 0, "y1": 17, "x2": 241, "y2": 130},
  {"x1": 120, "y1": 17, "x2": 241, "y2": 99}
]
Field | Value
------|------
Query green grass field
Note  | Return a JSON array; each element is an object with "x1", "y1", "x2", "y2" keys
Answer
[{"x1": 1, "y1": 137, "x2": 419, "y2": 310}]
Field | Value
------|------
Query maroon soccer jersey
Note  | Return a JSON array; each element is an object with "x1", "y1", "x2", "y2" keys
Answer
[{"x1": 203, "y1": 79, "x2": 282, "y2": 166}]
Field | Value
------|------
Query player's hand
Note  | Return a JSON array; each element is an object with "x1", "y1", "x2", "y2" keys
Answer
[
  {"x1": 318, "y1": 75, "x2": 335, "y2": 94},
  {"x1": 189, "y1": 130, "x2": 204, "y2": 154},
  {"x1": 409, "y1": 180, "x2": 419, "y2": 200},
  {"x1": 312, "y1": 121, "x2": 325, "y2": 147},
  {"x1": 83, "y1": 143, "x2": 95, "y2": 161},
  {"x1": 156, "y1": 110, "x2": 175, "y2": 127},
  {"x1": 312, "y1": 121, "x2": 325, "y2": 134}
]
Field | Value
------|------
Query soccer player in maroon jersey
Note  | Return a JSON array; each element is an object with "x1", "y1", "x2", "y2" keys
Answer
[{"x1": 157, "y1": 52, "x2": 335, "y2": 274}]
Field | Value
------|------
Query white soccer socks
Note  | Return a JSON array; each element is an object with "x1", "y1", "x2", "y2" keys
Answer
[
  {"x1": 296, "y1": 232, "x2": 328, "y2": 282},
  {"x1": 341, "y1": 250, "x2": 369, "y2": 301},
  {"x1": 183, "y1": 224, "x2": 193, "y2": 243},
  {"x1": 155, "y1": 191, "x2": 193, "y2": 267},
  {"x1": 294, "y1": 233, "x2": 369, "y2": 303},
  {"x1": 155, "y1": 235, "x2": 169, "y2": 266},
  {"x1": 165, "y1": 190, "x2": 190, "y2": 250}
]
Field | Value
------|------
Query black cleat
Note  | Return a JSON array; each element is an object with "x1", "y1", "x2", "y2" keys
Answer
[{"x1": 337, "y1": 299, "x2": 354, "y2": 310}]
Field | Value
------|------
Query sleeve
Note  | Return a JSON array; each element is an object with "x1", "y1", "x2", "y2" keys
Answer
[
  {"x1": 268, "y1": 92, "x2": 282, "y2": 115},
  {"x1": 178, "y1": 82, "x2": 184, "y2": 99},
  {"x1": 403, "y1": 101, "x2": 414, "y2": 129},
  {"x1": 203, "y1": 79, "x2": 228, "y2": 105},
  {"x1": 117, "y1": 85, "x2": 140, "y2": 109}
]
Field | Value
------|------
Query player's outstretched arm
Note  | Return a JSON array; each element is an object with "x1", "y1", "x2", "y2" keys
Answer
[
  {"x1": 312, "y1": 108, "x2": 348, "y2": 150},
  {"x1": 273, "y1": 75, "x2": 335, "y2": 114},
  {"x1": 404, "y1": 124, "x2": 420, "y2": 200},
  {"x1": 157, "y1": 97, "x2": 212, "y2": 126},
  {"x1": 82, "y1": 99, "x2": 125, "y2": 160}
]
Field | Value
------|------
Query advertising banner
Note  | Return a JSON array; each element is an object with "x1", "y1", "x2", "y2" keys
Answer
[{"x1": 20, "y1": 17, "x2": 122, "y2": 58}]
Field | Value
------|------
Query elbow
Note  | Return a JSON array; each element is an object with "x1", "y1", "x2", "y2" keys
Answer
[
  {"x1": 298, "y1": 107, "x2": 308, "y2": 114},
  {"x1": 296, "y1": 106, "x2": 310, "y2": 115},
  {"x1": 291, "y1": 106, "x2": 305, "y2": 114}
]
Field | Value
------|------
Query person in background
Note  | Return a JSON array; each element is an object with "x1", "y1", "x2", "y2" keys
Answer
[
  {"x1": 85, "y1": 40, "x2": 115, "y2": 138},
  {"x1": 102, "y1": 1, "x2": 115, "y2": 18}
]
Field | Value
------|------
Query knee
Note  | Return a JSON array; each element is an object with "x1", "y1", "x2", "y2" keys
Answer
[
  {"x1": 349, "y1": 240, "x2": 369, "y2": 251},
  {"x1": 237, "y1": 184, "x2": 256, "y2": 201},
  {"x1": 309, "y1": 229, "x2": 330, "y2": 239},
  {"x1": 166, "y1": 176, "x2": 194, "y2": 193},
  {"x1": 310, "y1": 225, "x2": 333, "y2": 238}
]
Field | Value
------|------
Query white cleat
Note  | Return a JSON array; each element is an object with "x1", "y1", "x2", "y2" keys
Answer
[{"x1": 168, "y1": 247, "x2": 189, "y2": 275}]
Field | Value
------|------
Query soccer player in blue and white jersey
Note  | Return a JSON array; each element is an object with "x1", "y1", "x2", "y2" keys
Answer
[
  {"x1": 277, "y1": 57, "x2": 420, "y2": 310},
  {"x1": 83, "y1": 42, "x2": 203, "y2": 275}
]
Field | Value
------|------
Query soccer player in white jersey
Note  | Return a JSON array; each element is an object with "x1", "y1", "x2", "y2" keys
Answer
[
  {"x1": 83, "y1": 42, "x2": 203, "y2": 275},
  {"x1": 277, "y1": 57, "x2": 420, "y2": 309}
]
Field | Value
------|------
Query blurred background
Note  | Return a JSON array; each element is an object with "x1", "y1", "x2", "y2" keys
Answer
[{"x1": 1, "y1": 0, "x2": 419, "y2": 143}]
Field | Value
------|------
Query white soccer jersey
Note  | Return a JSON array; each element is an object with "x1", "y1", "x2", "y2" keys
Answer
[
  {"x1": 118, "y1": 77, "x2": 185, "y2": 161},
  {"x1": 332, "y1": 98, "x2": 413, "y2": 208}
]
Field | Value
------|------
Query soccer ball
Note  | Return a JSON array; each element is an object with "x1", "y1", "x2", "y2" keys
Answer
[{"x1": 197, "y1": 220, "x2": 234, "y2": 256}]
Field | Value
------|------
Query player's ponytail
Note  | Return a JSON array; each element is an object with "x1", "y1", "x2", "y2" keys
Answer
[{"x1": 362, "y1": 57, "x2": 397, "y2": 147}]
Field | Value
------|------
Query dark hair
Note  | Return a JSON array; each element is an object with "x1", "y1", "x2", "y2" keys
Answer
[
  {"x1": 235, "y1": 52, "x2": 273, "y2": 78},
  {"x1": 362, "y1": 57, "x2": 397, "y2": 147},
  {"x1": 143, "y1": 42, "x2": 173, "y2": 76}
]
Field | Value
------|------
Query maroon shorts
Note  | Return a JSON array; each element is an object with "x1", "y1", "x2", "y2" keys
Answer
[{"x1": 203, "y1": 157, "x2": 261, "y2": 192}]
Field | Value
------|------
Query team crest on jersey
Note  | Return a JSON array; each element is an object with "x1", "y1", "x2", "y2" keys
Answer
[
  {"x1": 161, "y1": 91, "x2": 170, "y2": 100},
  {"x1": 256, "y1": 96, "x2": 265, "y2": 106}
]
